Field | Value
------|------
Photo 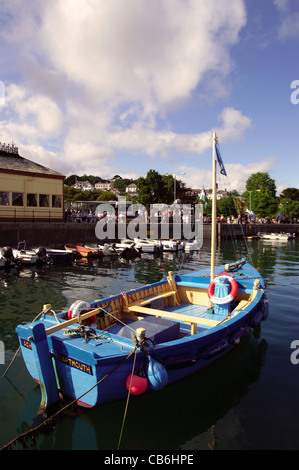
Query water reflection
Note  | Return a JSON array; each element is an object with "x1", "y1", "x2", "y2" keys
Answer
[
  {"x1": 3, "y1": 331, "x2": 267, "y2": 450},
  {"x1": 0, "y1": 238, "x2": 298, "y2": 450}
]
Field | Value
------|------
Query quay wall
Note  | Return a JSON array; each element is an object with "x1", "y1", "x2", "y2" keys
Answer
[
  {"x1": 0, "y1": 221, "x2": 209, "y2": 247},
  {"x1": 0, "y1": 221, "x2": 298, "y2": 248}
]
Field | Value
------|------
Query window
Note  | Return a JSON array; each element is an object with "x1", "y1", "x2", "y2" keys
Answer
[
  {"x1": 27, "y1": 193, "x2": 37, "y2": 207},
  {"x1": 12, "y1": 192, "x2": 24, "y2": 206},
  {"x1": 52, "y1": 195, "x2": 62, "y2": 208},
  {"x1": 39, "y1": 194, "x2": 49, "y2": 207},
  {"x1": 0, "y1": 191, "x2": 9, "y2": 205}
]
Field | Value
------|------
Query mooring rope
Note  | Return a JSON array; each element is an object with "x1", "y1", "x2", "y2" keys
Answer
[
  {"x1": 0, "y1": 345, "x2": 139, "y2": 451},
  {"x1": 117, "y1": 346, "x2": 138, "y2": 450},
  {"x1": 0, "y1": 306, "x2": 55, "y2": 380}
]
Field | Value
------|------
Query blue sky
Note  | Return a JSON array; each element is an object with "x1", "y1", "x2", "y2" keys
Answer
[{"x1": 0, "y1": 0, "x2": 298, "y2": 195}]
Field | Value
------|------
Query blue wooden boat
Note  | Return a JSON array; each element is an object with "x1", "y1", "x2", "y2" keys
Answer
[{"x1": 15, "y1": 133, "x2": 269, "y2": 409}]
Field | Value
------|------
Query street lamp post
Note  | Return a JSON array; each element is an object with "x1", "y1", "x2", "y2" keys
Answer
[{"x1": 173, "y1": 172, "x2": 185, "y2": 202}]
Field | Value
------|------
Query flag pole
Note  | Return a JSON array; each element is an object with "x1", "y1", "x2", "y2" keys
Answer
[{"x1": 211, "y1": 132, "x2": 217, "y2": 282}]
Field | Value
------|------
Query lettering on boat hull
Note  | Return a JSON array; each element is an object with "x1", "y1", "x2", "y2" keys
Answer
[
  {"x1": 57, "y1": 353, "x2": 93, "y2": 375},
  {"x1": 21, "y1": 338, "x2": 32, "y2": 349}
]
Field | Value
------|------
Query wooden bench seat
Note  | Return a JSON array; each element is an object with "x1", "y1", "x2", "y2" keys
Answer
[
  {"x1": 125, "y1": 290, "x2": 177, "y2": 308},
  {"x1": 124, "y1": 304, "x2": 220, "y2": 335}
]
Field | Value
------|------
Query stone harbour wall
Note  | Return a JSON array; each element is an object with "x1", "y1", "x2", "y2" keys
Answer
[{"x1": 0, "y1": 221, "x2": 298, "y2": 248}]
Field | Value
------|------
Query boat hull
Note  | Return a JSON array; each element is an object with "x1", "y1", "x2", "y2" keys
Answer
[
  {"x1": 64, "y1": 244, "x2": 102, "y2": 258},
  {"x1": 258, "y1": 232, "x2": 294, "y2": 241},
  {"x1": 16, "y1": 260, "x2": 268, "y2": 408}
]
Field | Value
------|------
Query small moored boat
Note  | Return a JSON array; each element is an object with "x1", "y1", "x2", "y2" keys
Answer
[
  {"x1": 85, "y1": 243, "x2": 121, "y2": 257},
  {"x1": 134, "y1": 238, "x2": 161, "y2": 253},
  {"x1": 114, "y1": 239, "x2": 141, "y2": 257},
  {"x1": 64, "y1": 244, "x2": 103, "y2": 258},
  {"x1": 160, "y1": 240, "x2": 182, "y2": 252},
  {"x1": 184, "y1": 239, "x2": 202, "y2": 251},
  {"x1": 13, "y1": 249, "x2": 38, "y2": 266},
  {"x1": 258, "y1": 232, "x2": 295, "y2": 241},
  {"x1": 15, "y1": 133, "x2": 269, "y2": 409},
  {"x1": 43, "y1": 248, "x2": 73, "y2": 264}
]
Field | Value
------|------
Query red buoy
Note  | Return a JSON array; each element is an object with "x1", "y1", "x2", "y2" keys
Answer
[{"x1": 126, "y1": 374, "x2": 148, "y2": 395}]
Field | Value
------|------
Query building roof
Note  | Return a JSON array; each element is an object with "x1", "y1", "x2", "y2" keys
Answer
[{"x1": 0, "y1": 149, "x2": 64, "y2": 178}]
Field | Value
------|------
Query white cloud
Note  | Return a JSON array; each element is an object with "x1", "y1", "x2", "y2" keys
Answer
[
  {"x1": 278, "y1": 11, "x2": 299, "y2": 39},
  {"x1": 273, "y1": 0, "x2": 299, "y2": 39},
  {"x1": 0, "y1": 79, "x2": 252, "y2": 176},
  {"x1": 180, "y1": 157, "x2": 277, "y2": 194},
  {"x1": 1, "y1": 0, "x2": 246, "y2": 108},
  {"x1": 35, "y1": 0, "x2": 246, "y2": 108},
  {"x1": 215, "y1": 108, "x2": 252, "y2": 142},
  {"x1": 273, "y1": 0, "x2": 289, "y2": 12},
  {"x1": 99, "y1": 106, "x2": 251, "y2": 159},
  {"x1": 3, "y1": 83, "x2": 64, "y2": 140},
  {"x1": 0, "y1": 0, "x2": 250, "y2": 177}
]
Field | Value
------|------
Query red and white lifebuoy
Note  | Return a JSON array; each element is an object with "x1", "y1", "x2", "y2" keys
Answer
[
  {"x1": 207, "y1": 273, "x2": 238, "y2": 305},
  {"x1": 67, "y1": 300, "x2": 96, "y2": 325}
]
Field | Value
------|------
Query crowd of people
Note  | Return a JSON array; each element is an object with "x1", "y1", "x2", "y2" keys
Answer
[
  {"x1": 64, "y1": 209, "x2": 98, "y2": 223},
  {"x1": 65, "y1": 208, "x2": 297, "y2": 225},
  {"x1": 218, "y1": 214, "x2": 297, "y2": 224}
]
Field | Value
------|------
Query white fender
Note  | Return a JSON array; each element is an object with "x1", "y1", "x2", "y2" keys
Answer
[{"x1": 68, "y1": 300, "x2": 91, "y2": 320}]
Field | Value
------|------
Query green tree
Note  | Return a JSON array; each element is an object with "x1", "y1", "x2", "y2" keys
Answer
[
  {"x1": 244, "y1": 172, "x2": 278, "y2": 218},
  {"x1": 96, "y1": 191, "x2": 117, "y2": 201},
  {"x1": 137, "y1": 170, "x2": 163, "y2": 209},
  {"x1": 217, "y1": 194, "x2": 239, "y2": 218},
  {"x1": 162, "y1": 174, "x2": 179, "y2": 203},
  {"x1": 64, "y1": 174, "x2": 78, "y2": 186},
  {"x1": 253, "y1": 188, "x2": 278, "y2": 218},
  {"x1": 72, "y1": 191, "x2": 90, "y2": 202},
  {"x1": 245, "y1": 172, "x2": 277, "y2": 193},
  {"x1": 136, "y1": 170, "x2": 175, "y2": 209},
  {"x1": 279, "y1": 198, "x2": 299, "y2": 219},
  {"x1": 78, "y1": 174, "x2": 101, "y2": 185},
  {"x1": 279, "y1": 188, "x2": 299, "y2": 201},
  {"x1": 64, "y1": 186, "x2": 82, "y2": 202}
]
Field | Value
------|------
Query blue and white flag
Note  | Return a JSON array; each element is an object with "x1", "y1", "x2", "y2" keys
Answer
[{"x1": 215, "y1": 144, "x2": 227, "y2": 176}]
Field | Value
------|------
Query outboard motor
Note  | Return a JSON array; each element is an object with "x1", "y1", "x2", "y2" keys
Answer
[
  {"x1": 1, "y1": 246, "x2": 14, "y2": 266},
  {"x1": 35, "y1": 247, "x2": 53, "y2": 265}
]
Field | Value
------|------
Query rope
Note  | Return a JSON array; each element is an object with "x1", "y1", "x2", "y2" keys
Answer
[
  {"x1": 0, "y1": 298, "x2": 158, "y2": 450},
  {"x1": 0, "y1": 306, "x2": 55, "y2": 380},
  {"x1": 0, "y1": 347, "x2": 21, "y2": 380},
  {"x1": 0, "y1": 345, "x2": 139, "y2": 451},
  {"x1": 117, "y1": 347, "x2": 138, "y2": 450},
  {"x1": 208, "y1": 425, "x2": 217, "y2": 450},
  {"x1": 217, "y1": 166, "x2": 254, "y2": 265},
  {"x1": 98, "y1": 304, "x2": 141, "y2": 336}
]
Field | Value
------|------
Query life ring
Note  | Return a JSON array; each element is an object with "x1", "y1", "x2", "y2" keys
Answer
[
  {"x1": 207, "y1": 273, "x2": 238, "y2": 305},
  {"x1": 67, "y1": 300, "x2": 96, "y2": 325}
]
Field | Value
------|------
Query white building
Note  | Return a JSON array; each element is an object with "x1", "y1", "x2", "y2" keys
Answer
[
  {"x1": 95, "y1": 181, "x2": 113, "y2": 191},
  {"x1": 72, "y1": 180, "x2": 94, "y2": 191},
  {"x1": 125, "y1": 183, "x2": 138, "y2": 197}
]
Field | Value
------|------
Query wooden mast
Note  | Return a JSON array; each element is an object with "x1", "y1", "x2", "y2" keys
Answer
[{"x1": 210, "y1": 132, "x2": 217, "y2": 282}]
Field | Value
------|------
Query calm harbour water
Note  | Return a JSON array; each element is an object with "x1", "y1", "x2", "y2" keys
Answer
[{"x1": 0, "y1": 236, "x2": 299, "y2": 451}]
